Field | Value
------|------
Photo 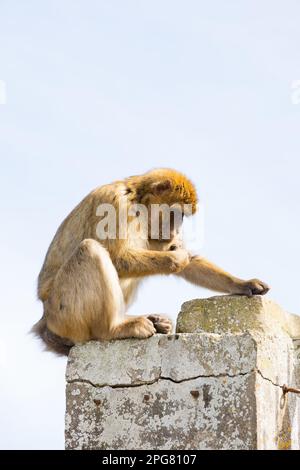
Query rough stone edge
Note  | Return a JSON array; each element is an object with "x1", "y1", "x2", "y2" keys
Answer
[{"x1": 66, "y1": 332, "x2": 258, "y2": 387}]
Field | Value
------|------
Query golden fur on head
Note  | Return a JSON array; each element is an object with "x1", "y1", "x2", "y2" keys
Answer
[{"x1": 125, "y1": 168, "x2": 198, "y2": 214}]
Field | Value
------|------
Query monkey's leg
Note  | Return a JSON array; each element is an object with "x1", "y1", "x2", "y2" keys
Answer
[
  {"x1": 177, "y1": 255, "x2": 269, "y2": 296},
  {"x1": 45, "y1": 239, "x2": 157, "y2": 343},
  {"x1": 45, "y1": 239, "x2": 126, "y2": 343}
]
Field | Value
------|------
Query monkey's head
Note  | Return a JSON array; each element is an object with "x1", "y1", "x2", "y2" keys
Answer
[
  {"x1": 126, "y1": 168, "x2": 198, "y2": 211},
  {"x1": 126, "y1": 168, "x2": 198, "y2": 242}
]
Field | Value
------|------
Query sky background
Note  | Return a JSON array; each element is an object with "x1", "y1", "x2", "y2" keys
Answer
[{"x1": 1, "y1": 0, "x2": 300, "y2": 449}]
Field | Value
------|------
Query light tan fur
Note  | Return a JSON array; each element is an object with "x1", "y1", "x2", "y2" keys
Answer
[{"x1": 33, "y1": 168, "x2": 269, "y2": 355}]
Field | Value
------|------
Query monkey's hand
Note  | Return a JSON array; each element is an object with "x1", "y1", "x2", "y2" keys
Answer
[
  {"x1": 234, "y1": 279, "x2": 270, "y2": 297},
  {"x1": 168, "y1": 249, "x2": 191, "y2": 273}
]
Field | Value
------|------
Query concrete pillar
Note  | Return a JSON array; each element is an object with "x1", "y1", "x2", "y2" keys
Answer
[{"x1": 65, "y1": 295, "x2": 300, "y2": 450}]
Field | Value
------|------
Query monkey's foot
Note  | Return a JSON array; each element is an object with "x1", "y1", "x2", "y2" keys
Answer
[{"x1": 147, "y1": 315, "x2": 173, "y2": 334}]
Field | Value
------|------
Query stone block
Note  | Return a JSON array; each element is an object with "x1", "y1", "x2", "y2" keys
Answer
[{"x1": 65, "y1": 296, "x2": 300, "y2": 450}]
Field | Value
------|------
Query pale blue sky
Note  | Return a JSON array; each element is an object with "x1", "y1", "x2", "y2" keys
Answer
[{"x1": 0, "y1": 0, "x2": 300, "y2": 449}]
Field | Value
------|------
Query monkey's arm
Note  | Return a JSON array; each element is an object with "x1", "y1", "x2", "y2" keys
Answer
[
  {"x1": 176, "y1": 255, "x2": 270, "y2": 296},
  {"x1": 112, "y1": 248, "x2": 189, "y2": 278}
]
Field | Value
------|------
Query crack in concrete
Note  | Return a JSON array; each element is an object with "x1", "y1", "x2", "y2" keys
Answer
[
  {"x1": 67, "y1": 368, "x2": 288, "y2": 392},
  {"x1": 67, "y1": 369, "x2": 253, "y2": 390},
  {"x1": 256, "y1": 369, "x2": 285, "y2": 390}
]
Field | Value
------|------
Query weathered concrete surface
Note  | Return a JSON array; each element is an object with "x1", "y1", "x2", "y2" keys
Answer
[
  {"x1": 66, "y1": 333, "x2": 257, "y2": 449},
  {"x1": 66, "y1": 333, "x2": 257, "y2": 385},
  {"x1": 176, "y1": 296, "x2": 300, "y2": 449},
  {"x1": 65, "y1": 295, "x2": 300, "y2": 450},
  {"x1": 66, "y1": 374, "x2": 257, "y2": 450},
  {"x1": 177, "y1": 295, "x2": 300, "y2": 338},
  {"x1": 177, "y1": 296, "x2": 300, "y2": 390}
]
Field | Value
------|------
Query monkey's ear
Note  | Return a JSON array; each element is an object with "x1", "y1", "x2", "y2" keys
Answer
[{"x1": 151, "y1": 180, "x2": 173, "y2": 195}]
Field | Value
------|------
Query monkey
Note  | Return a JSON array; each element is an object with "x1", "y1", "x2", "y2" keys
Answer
[{"x1": 32, "y1": 168, "x2": 269, "y2": 355}]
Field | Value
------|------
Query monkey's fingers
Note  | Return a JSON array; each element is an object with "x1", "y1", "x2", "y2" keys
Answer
[{"x1": 148, "y1": 315, "x2": 173, "y2": 334}]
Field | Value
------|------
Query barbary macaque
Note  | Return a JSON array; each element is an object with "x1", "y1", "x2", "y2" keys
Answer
[{"x1": 33, "y1": 168, "x2": 269, "y2": 355}]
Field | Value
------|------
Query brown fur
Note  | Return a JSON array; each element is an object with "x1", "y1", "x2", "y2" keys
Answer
[
  {"x1": 31, "y1": 316, "x2": 74, "y2": 356},
  {"x1": 33, "y1": 168, "x2": 269, "y2": 355}
]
